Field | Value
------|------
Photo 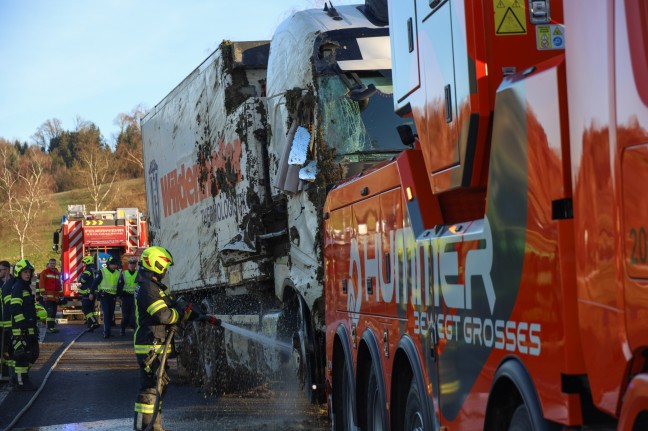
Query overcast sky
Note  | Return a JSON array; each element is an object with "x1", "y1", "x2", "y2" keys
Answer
[{"x1": 0, "y1": 0, "x2": 358, "y2": 146}]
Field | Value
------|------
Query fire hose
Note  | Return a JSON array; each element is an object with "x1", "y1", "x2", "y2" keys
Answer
[{"x1": 3, "y1": 326, "x2": 90, "y2": 431}]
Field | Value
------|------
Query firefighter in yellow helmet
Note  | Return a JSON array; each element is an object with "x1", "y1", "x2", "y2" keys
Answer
[
  {"x1": 10, "y1": 259, "x2": 40, "y2": 390},
  {"x1": 78, "y1": 255, "x2": 100, "y2": 331},
  {"x1": 132, "y1": 246, "x2": 216, "y2": 431}
]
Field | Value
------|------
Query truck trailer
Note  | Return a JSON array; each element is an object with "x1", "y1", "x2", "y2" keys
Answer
[
  {"x1": 325, "y1": 0, "x2": 648, "y2": 430},
  {"x1": 141, "y1": 1, "x2": 411, "y2": 400}
]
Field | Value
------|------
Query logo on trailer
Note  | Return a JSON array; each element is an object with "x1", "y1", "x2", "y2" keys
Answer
[{"x1": 148, "y1": 160, "x2": 160, "y2": 234}]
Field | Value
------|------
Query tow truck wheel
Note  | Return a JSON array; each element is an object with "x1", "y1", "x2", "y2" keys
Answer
[
  {"x1": 508, "y1": 404, "x2": 532, "y2": 431},
  {"x1": 366, "y1": 366, "x2": 387, "y2": 431},
  {"x1": 336, "y1": 359, "x2": 355, "y2": 431},
  {"x1": 404, "y1": 380, "x2": 425, "y2": 431}
]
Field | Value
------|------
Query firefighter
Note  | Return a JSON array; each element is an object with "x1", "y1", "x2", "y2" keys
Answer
[
  {"x1": 0, "y1": 260, "x2": 13, "y2": 381},
  {"x1": 10, "y1": 259, "x2": 39, "y2": 390},
  {"x1": 78, "y1": 255, "x2": 100, "y2": 331},
  {"x1": 91, "y1": 256, "x2": 121, "y2": 339},
  {"x1": 38, "y1": 258, "x2": 62, "y2": 334},
  {"x1": 133, "y1": 246, "x2": 217, "y2": 431},
  {"x1": 117, "y1": 256, "x2": 138, "y2": 336}
]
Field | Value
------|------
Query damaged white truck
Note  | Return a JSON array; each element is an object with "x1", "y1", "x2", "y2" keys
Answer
[{"x1": 141, "y1": 0, "x2": 410, "y2": 402}]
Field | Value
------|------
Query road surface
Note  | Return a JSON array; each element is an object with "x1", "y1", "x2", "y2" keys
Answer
[{"x1": 0, "y1": 321, "x2": 330, "y2": 430}]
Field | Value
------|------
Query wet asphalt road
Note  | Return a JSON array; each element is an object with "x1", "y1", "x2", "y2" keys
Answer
[{"x1": 0, "y1": 321, "x2": 330, "y2": 431}]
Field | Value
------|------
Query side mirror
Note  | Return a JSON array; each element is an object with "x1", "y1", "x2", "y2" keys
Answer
[
  {"x1": 299, "y1": 161, "x2": 317, "y2": 182},
  {"x1": 52, "y1": 231, "x2": 60, "y2": 252},
  {"x1": 397, "y1": 125, "x2": 416, "y2": 148},
  {"x1": 288, "y1": 126, "x2": 310, "y2": 165}
]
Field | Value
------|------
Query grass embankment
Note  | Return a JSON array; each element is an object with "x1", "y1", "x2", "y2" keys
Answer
[{"x1": 0, "y1": 178, "x2": 147, "y2": 271}]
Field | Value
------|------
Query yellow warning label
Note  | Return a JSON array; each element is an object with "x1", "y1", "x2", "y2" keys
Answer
[{"x1": 494, "y1": 0, "x2": 527, "y2": 35}]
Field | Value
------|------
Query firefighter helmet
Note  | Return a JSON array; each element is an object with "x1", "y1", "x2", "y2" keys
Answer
[
  {"x1": 107, "y1": 257, "x2": 120, "y2": 266},
  {"x1": 141, "y1": 246, "x2": 173, "y2": 275},
  {"x1": 36, "y1": 304, "x2": 47, "y2": 321},
  {"x1": 14, "y1": 259, "x2": 35, "y2": 277},
  {"x1": 82, "y1": 255, "x2": 94, "y2": 265}
]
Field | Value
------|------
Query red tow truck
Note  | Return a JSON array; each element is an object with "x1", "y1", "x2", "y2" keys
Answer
[{"x1": 325, "y1": 0, "x2": 648, "y2": 430}]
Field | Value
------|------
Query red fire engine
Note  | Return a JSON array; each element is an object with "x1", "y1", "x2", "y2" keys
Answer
[
  {"x1": 325, "y1": 0, "x2": 648, "y2": 430},
  {"x1": 53, "y1": 205, "x2": 148, "y2": 308}
]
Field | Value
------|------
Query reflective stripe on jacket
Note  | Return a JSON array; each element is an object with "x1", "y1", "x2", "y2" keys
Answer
[
  {"x1": 11, "y1": 277, "x2": 37, "y2": 335},
  {"x1": 77, "y1": 266, "x2": 95, "y2": 296},
  {"x1": 39, "y1": 268, "x2": 62, "y2": 302},
  {"x1": 134, "y1": 270, "x2": 185, "y2": 360},
  {"x1": 1, "y1": 277, "x2": 14, "y2": 328},
  {"x1": 122, "y1": 270, "x2": 138, "y2": 295},
  {"x1": 98, "y1": 267, "x2": 120, "y2": 295}
]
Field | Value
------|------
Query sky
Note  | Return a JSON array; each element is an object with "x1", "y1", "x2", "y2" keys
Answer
[{"x1": 0, "y1": 0, "x2": 359, "y2": 146}]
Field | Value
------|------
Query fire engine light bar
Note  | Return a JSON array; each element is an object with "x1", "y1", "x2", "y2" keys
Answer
[{"x1": 406, "y1": 186, "x2": 414, "y2": 201}]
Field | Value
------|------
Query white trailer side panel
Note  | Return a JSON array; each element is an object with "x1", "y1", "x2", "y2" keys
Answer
[{"x1": 143, "y1": 45, "x2": 270, "y2": 292}]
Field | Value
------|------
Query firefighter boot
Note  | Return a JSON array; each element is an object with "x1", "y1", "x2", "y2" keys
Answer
[
  {"x1": 87, "y1": 316, "x2": 100, "y2": 332},
  {"x1": 11, "y1": 372, "x2": 37, "y2": 391},
  {"x1": 134, "y1": 411, "x2": 171, "y2": 430},
  {"x1": 153, "y1": 409, "x2": 171, "y2": 431}
]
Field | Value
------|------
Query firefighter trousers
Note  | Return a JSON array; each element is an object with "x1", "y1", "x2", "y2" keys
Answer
[
  {"x1": 81, "y1": 297, "x2": 98, "y2": 329},
  {"x1": 44, "y1": 300, "x2": 58, "y2": 330},
  {"x1": 1, "y1": 328, "x2": 13, "y2": 378},
  {"x1": 134, "y1": 357, "x2": 168, "y2": 431},
  {"x1": 12, "y1": 334, "x2": 39, "y2": 384},
  {"x1": 120, "y1": 294, "x2": 135, "y2": 333},
  {"x1": 99, "y1": 294, "x2": 116, "y2": 337}
]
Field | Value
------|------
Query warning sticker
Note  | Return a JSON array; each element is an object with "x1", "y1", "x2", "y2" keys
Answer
[
  {"x1": 494, "y1": 0, "x2": 527, "y2": 35},
  {"x1": 536, "y1": 24, "x2": 565, "y2": 50}
]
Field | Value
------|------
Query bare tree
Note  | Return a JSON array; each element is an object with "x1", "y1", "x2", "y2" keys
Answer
[
  {"x1": 73, "y1": 115, "x2": 93, "y2": 132},
  {"x1": 78, "y1": 145, "x2": 119, "y2": 211},
  {"x1": 0, "y1": 143, "x2": 51, "y2": 258},
  {"x1": 114, "y1": 105, "x2": 147, "y2": 170},
  {"x1": 31, "y1": 118, "x2": 63, "y2": 150}
]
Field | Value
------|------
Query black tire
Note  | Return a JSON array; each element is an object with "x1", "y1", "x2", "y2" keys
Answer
[
  {"x1": 366, "y1": 365, "x2": 387, "y2": 431},
  {"x1": 404, "y1": 380, "x2": 426, "y2": 431},
  {"x1": 334, "y1": 361, "x2": 356, "y2": 431},
  {"x1": 509, "y1": 404, "x2": 533, "y2": 431}
]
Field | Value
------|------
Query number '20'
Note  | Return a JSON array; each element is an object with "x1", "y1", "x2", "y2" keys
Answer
[{"x1": 630, "y1": 227, "x2": 647, "y2": 264}]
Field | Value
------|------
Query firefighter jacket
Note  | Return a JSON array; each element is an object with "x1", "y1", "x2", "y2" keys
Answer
[
  {"x1": 39, "y1": 267, "x2": 62, "y2": 302},
  {"x1": 77, "y1": 265, "x2": 96, "y2": 297},
  {"x1": 117, "y1": 270, "x2": 138, "y2": 296},
  {"x1": 91, "y1": 267, "x2": 120, "y2": 296},
  {"x1": 1, "y1": 276, "x2": 15, "y2": 331},
  {"x1": 10, "y1": 277, "x2": 38, "y2": 336},
  {"x1": 134, "y1": 270, "x2": 196, "y2": 358}
]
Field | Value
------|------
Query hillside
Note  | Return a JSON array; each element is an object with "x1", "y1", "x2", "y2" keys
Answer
[{"x1": 0, "y1": 177, "x2": 147, "y2": 271}]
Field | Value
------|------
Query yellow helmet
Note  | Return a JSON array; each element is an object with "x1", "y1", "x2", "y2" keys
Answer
[
  {"x1": 141, "y1": 246, "x2": 173, "y2": 275},
  {"x1": 14, "y1": 259, "x2": 35, "y2": 277},
  {"x1": 82, "y1": 255, "x2": 94, "y2": 265},
  {"x1": 36, "y1": 304, "x2": 47, "y2": 321}
]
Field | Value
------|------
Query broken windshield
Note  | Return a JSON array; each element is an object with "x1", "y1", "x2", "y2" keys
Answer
[{"x1": 318, "y1": 74, "x2": 415, "y2": 156}]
